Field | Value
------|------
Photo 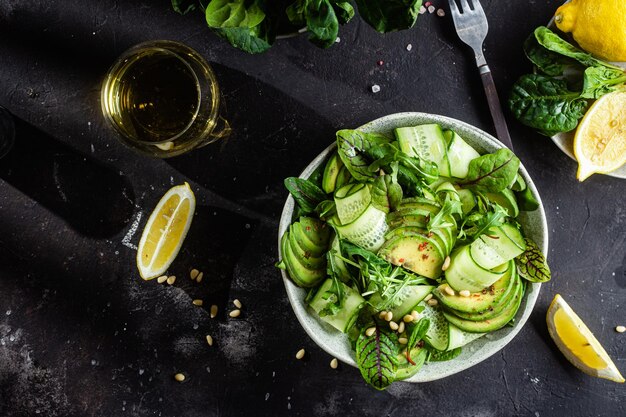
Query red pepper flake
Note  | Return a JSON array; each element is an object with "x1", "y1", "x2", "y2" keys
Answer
[
  {"x1": 305, "y1": 226, "x2": 311, "y2": 231},
  {"x1": 377, "y1": 60, "x2": 384, "y2": 66},
  {"x1": 398, "y1": 258, "x2": 405, "y2": 263},
  {"x1": 418, "y1": 242, "x2": 428, "y2": 251}
]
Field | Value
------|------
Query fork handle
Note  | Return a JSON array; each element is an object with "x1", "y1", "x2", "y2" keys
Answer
[{"x1": 479, "y1": 65, "x2": 514, "y2": 150}]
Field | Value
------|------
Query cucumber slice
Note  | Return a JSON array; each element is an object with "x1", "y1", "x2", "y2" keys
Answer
[
  {"x1": 396, "y1": 124, "x2": 451, "y2": 177},
  {"x1": 435, "y1": 182, "x2": 459, "y2": 201},
  {"x1": 336, "y1": 204, "x2": 388, "y2": 252},
  {"x1": 445, "y1": 245, "x2": 506, "y2": 292},
  {"x1": 335, "y1": 183, "x2": 371, "y2": 225},
  {"x1": 378, "y1": 234, "x2": 445, "y2": 279},
  {"x1": 444, "y1": 130, "x2": 481, "y2": 178},
  {"x1": 470, "y1": 236, "x2": 507, "y2": 270},
  {"x1": 457, "y1": 189, "x2": 476, "y2": 215},
  {"x1": 369, "y1": 285, "x2": 435, "y2": 318},
  {"x1": 447, "y1": 324, "x2": 485, "y2": 351},
  {"x1": 499, "y1": 223, "x2": 526, "y2": 251},
  {"x1": 478, "y1": 225, "x2": 526, "y2": 265},
  {"x1": 434, "y1": 261, "x2": 515, "y2": 313},
  {"x1": 322, "y1": 152, "x2": 343, "y2": 194},
  {"x1": 420, "y1": 302, "x2": 449, "y2": 351},
  {"x1": 309, "y1": 279, "x2": 365, "y2": 333}
]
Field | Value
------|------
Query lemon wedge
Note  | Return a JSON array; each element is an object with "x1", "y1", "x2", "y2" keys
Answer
[
  {"x1": 547, "y1": 294, "x2": 624, "y2": 383},
  {"x1": 136, "y1": 183, "x2": 196, "y2": 280},
  {"x1": 574, "y1": 91, "x2": 626, "y2": 181}
]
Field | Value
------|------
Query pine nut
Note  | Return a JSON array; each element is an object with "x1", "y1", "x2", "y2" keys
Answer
[
  {"x1": 444, "y1": 286, "x2": 455, "y2": 296},
  {"x1": 459, "y1": 290, "x2": 471, "y2": 298},
  {"x1": 365, "y1": 327, "x2": 376, "y2": 337},
  {"x1": 442, "y1": 256, "x2": 451, "y2": 271},
  {"x1": 192, "y1": 299, "x2": 203, "y2": 306},
  {"x1": 210, "y1": 305, "x2": 218, "y2": 318},
  {"x1": 398, "y1": 337, "x2": 408, "y2": 345},
  {"x1": 157, "y1": 275, "x2": 168, "y2": 284},
  {"x1": 424, "y1": 294, "x2": 433, "y2": 302},
  {"x1": 379, "y1": 311, "x2": 387, "y2": 320},
  {"x1": 296, "y1": 348, "x2": 306, "y2": 360},
  {"x1": 616, "y1": 326, "x2": 626, "y2": 333},
  {"x1": 229, "y1": 309, "x2": 241, "y2": 318},
  {"x1": 389, "y1": 321, "x2": 399, "y2": 331},
  {"x1": 166, "y1": 276, "x2": 176, "y2": 285},
  {"x1": 403, "y1": 314, "x2": 414, "y2": 323},
  {"x1": 427, "y1": 298, "x2": 438, "y2": 306},
  {"x1": 385, "y1": 311, "x2": 393, "y2": 322},
  {"x1": 398, "y1": 322, "x2": 405, "y2": 334},
  {"x1": 196, "y1": 272, "x2": 204, "y2": 283},
  {"x1": 190, "y1": 269, "x2": 199, "y2": 280},
  {"x1": 174, "y1": 373, "x2": 185, "y2": 382},
  {"x1": 411, "y1": 310, "x2": 421, "y2": 321},
  {"x1": 330, "y1": 358, "x2": 338, "y2": 369},
  {"x1": 233, "y1": 299, "x2": 242, "y2": 309},
  {"x1": 206, "y1": 335, "x2": 213, "y2": 346}
]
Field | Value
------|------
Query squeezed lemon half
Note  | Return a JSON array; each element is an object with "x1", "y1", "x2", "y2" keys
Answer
[
  {"x1": 136, "y1": 183, "x2": 196, "y2": 280},
  {"x1": 547, "y1": 294, "x2": 624, "y2": 383},
  {"x1": 574, "y1": 91, "x2": 626, "y2": 181}
]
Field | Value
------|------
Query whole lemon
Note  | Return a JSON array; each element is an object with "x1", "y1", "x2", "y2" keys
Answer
[{"x1": 555, "y1": 0, "x2": 626, "y2": 62}]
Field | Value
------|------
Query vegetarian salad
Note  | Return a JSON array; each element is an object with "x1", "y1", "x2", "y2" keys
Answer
[{"x1": 278, "y1": 123, "x2": 552, "y2": 389}]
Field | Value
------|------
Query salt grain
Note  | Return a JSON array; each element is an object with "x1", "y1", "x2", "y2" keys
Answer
[{"x1": 371, "y1": 84, "x2": 381, "y2": 93}]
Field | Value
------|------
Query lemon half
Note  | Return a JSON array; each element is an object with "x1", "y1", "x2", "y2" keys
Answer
[
  {"x1": 547, "y1": 294, "x2": 624, "y2": 383},
  {"x1": 136, "y1": 183, "x2": 196, "y2": 280}
]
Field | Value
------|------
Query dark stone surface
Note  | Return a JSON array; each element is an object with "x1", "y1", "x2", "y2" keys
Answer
[{"x1": 0, "y1": 1, "x2": 625, "y2": 416}]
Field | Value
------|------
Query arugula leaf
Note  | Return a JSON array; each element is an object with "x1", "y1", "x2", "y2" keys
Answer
[
  {"x1": 355, "y1": 325, "x2": 398, "y2": 390},
  {"x1": 460, "y1": 149, "x2": 520, "y2": 194},
  {"x1": 371, "y1": 164, "x2": 403, "y2": 214},
  {"x1": 305, "y1": 0, "x2": 340, "y2": 48},
  {"x1": 284, "y1": 177, "x2": 328, "y2": 214},
  {"x1": 428, "y1": 195, "x2": 462, "y2": 230},
  {"x1": 336, "y1": 130, "x2": 391, "y2": 181},
  {"x1": 581, "y1": 66, "x2": 626, "y2": 99},
  {"x1": 509, "y1": 74, "x2": 589, "y2": 135},
  {"x1": 458, "y1": 204, "x2": 507, "y2": 241},
  {"x1": 172, "y1": 0, "x2": 198, "y2": 14},
  {"x1": 515, "y1": 238, "x2": 551, "y2": 283},
  {"x1": 355, "y1": 0, "x2": 422, "y2": 33},
  {"x1": 427, "y1": 347, "x2": 462, "y2": 362}
]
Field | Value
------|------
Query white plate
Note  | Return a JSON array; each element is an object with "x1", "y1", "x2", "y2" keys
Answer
[{"x1": 278, "y1": 112, "x2": 549, "y2": 383}]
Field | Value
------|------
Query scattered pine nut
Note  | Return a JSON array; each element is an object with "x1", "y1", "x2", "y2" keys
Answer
[
  {"x1": 389, "y1": 321, "x2": 399, "y2": 331},
  {"x1": 385, "y1": 311, "x2": 394, "y2": 322},
  {"x1": 403, "y1": 314, "x2": 414, "y2": 323},
  {"x1": 444, "y1": 286, "x2": 455, "y2": 296},
  {"x1": 229, "y1": 309, "x2": 241, "y2": 318},
  {"x1": 330, "y1": 358, "x2": 338, "y2": 369},
  {"x1": 419, "y1": 5, "x2": 426, "y2": 14},
  {"x1": 206, "y1": 335, "x2": 213, "y2": 346},
  {"x1": 210, "y1": 305, "x2": 218, "y2": 318},
  {"x1": 233, "y1": 299, "x2": 242, "y2": 309},
  {"x1": 424, "y1": 293, "x2": 433, "y2": 302},
  {"x1": 190, "y1": 269, "x2": 200, "y2": 280},
  {"x1": 459, "y1": 290, "x2": 471, "y2": 298},
  {"x1": 166, "y1": 276, "x2": 176, "y2": 285},
  {"x1": 296, "y1": 348, "x2": 306, "y2": 360},
  {"x1": 436, "y1": 8, "x2": 445, "y2": 17},
  {"x1": 398, "y1": 322, "x2": 405, "y2": 334},
  {"x1": 192, "y1": 299, "x2": 203, "y2": 306},
  {"x1": 196, "y1": 272, "x2": 204, "y2": 283},
  {"x1": 398, "y1": 337, "x2": 408, "y2": 345},
  {"x1": 442, "y1": 256, "x2": 451, "y2": 271},
  {"x1": 174, "y1": 373, "x2": 185, "y2": 382},
  {"x1": 411, "y1": 310, "x2": 421, "y2": 321},
  {"x1": 365, "y1": 327, "x2": 376, "y2": 337},
  {"x1": 427, "y1": 298, "x2": 438, "y2": 306},
  {"x1": 157, "y1": 275, "x2": 168, "y2": 284},
  {"x1": 616, "y1": 326, "x2": 626, "y2": 333},
  {"x1": 379, "y1": 311, "x2": 388, "y2": 320},
  {"x1": 428, "y1": 5, "x2": 435, "y2": 13}
]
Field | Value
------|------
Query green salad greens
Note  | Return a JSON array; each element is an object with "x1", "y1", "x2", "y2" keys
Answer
[
  {"x1": 509, "y1": 27, "x2": 626, "y2": 136},
  {"x1": 278, "y1": 123, "x2": 551, "y2": 389},
  {"x1": 172, "y1": 0, "x2": 423, "y2": 54}
]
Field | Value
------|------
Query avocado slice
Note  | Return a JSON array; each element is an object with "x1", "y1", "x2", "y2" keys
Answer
[
  {"x1": 449, "y1": 272, "x2": 521, "y2": 321},
  {"x1": 485, "y1": 189, "x2": 519, "y2": 218},
  {"x1": 397, "y1": 201, "x2": 440, "y2": 215},
  {"x1": 378, "y1": 234, "x2": 444, "y2": 279},
  {"x1": 387, "y1": 209, "x2": 432, "y2": 226},
  {"x1": 335, "y1": 165, "x2": 352, "y2": 190},
  {"x1": 399, "y1": 197, "x2": 442, "y2": 209},
  {"x1": 281, "y1": 231, "x2": 326, "y2": 288},
  {"x1": 442, "y1": 282, "x2": 525, "y2": 333},
  {"x1": 297, "y1": 217, "x2": 331, "y2": 248},
  {"x1": 287, "y1": 228, "x2": 326, "y2": 270},
  {"x1": 322, "y1": 152, "x2": 343, "y2": 194},
  {"x1": 291, "y1": 222, "x2": 326, "y2": 257},
  {"x1": 384, "y1": 227, "x2": 447, "y2": 258},
  {"x1": 434, "y1": 261, "x2": 515, "y2": 313}
]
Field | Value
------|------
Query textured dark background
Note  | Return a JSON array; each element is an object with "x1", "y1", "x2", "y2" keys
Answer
[{"x1": 0, "y1": 1, "x2": 625, "y2": 416}]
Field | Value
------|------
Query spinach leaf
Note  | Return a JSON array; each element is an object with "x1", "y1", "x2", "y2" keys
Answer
[
  {"x1": 172, "y1": 0, "x2": 198, "y2": 14},
  {"x1": 460, "y1": 149, "x2": 520, "y2": 194},
  {"x1": 286, "y1": 0, "x2": 306, "y2": 26},
  {"x1": 515, "y1": 187, "x2": 539, "y2": 212},
  {"x1": 509, "y1": 74, "x2": 589, "y2": 135},
  {"x1": 523, "y1": 32, "x2": 580, "y2": 77},
  {"x1": 284, "y1": 177, "x2": 328, "y2": 214},
  {"x1": 305, "y1": 0, "x2": 340, "y2": 48},
  {"x1": 355, "y1": 325, "x2": 398, "y2": 390},
  {"x1": 515, "y1": 238, "x2": 551, "y2": 283},
  {"x1": 371, "y1": 164, "x2": 403, "y2": 214},
  {"x1": 332, "y1": 1, "x2": 355, "y2": 24},
  {"x1": 336, "y1": 129, "x2": 391, "y2": 181},
  {"x1": 581, "y1": 66, "x2": 626, "y2": 99},
  {"x1": 355, "y1": 0, "x2": 422, "y2": 33},
  {"x1": 427, "y1": 347, "x2": 462, "y2": 362}
]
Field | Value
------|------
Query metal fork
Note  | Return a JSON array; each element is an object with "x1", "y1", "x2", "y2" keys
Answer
[{"x1": 448, "y1": 0, "x2": 514, "y2": 150}]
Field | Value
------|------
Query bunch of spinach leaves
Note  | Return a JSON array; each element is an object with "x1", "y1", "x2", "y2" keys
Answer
[
  {"x1": 508, "y1": 26, "x2": 626, "y2": 136},
  {"x1": 172, "y1": 0, "x2": 423, "y2": 54}
]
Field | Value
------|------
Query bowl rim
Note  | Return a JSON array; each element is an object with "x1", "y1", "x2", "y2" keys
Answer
[{"x1": 278, "y1": 112, "x2": 548, "y2": 383}]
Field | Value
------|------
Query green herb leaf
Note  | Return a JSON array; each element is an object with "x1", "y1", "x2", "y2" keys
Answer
[
  {"x1": 371, "y1": 164, "x2": 403, "y2": 214},
  {"x1": 332, "y1": 1, "x2": 355, "y2": 24},
  {"x1": 172, "y1": 0, "x2": 198, "y2": 14},
  {"x1": 284, "y1": 177, "x2": 328, "y2": 214},
  {"x1": 355, "y1": 325, "x2": 398, "y2": 390},
  {"x1": 319, "y1": 252, "x2": 346, "y2": 316},
  {"x1": 427, "y1": 347, "x2": 462, "y2": 362},
  {"x1": 315, "y1": 199, "x2": 337, "y2": 219},
  {"x1": 355, "y1": 0, "x2": 422, "y2": 33},
  {"x1": 515, "y1": 187, "x2": 539, "y2": 212},
  {"x1": 286, "y1": 0, "x2": 306, "y2": 26},
  {"x1": 581, "y1": 66, "x2": 626, "y2": 99},
  {"x1": 461, "y1": 149, "x2": 520, "y2": 194},
  {"x1": 523, "y1": 31, "x2": 581, "y2": 77},
  {"x1": 428, "y1": 195, "x2": 462, "y2": 230},
  {"x1": 458, "y1": 204, "x2": 507, "y2": 241},
  {"x1": 407, "y1": 318, "x2": 430, "y2": 350},
  {"x1": 515, "y1": 238, "x2": 551, "y2": 283},
  {"x1": 336, "y1": 130, "x2": 391, "y2": 182}
]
